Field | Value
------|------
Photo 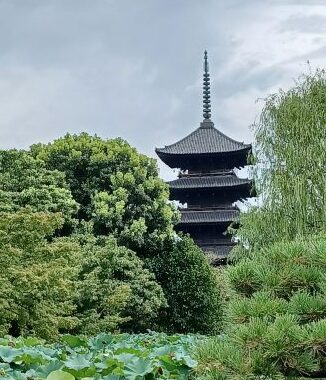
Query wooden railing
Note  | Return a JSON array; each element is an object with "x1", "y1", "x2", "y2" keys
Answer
[
  {"x1": 179, "y1": 205, "x2": 239, "y2": 211},
  {"x1": 178, "y1": 169, "x2": 234, "y2": 178},
  {"x1": 196, "y1": 239, "x2": 235, "y2": 245}
]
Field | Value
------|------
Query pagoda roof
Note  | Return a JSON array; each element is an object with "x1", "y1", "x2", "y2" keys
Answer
[
  {"x1": 179, "y1": 209, "x2": 239, "y2": 224},
  {"x1": 168, "y1": 174, "x2": 250, "y2": 190},
  {"x1": 156, "y1": 120, "x2": 251, "y2": 156}
]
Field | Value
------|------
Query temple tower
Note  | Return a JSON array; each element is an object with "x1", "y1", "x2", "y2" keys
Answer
[{"x1": 156, "y1": 51, "x2": 252, "y2": 263}]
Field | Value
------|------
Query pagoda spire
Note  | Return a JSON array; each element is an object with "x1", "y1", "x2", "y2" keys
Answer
[{"x1": 203, "y1": 50, "x2": 211, "y2": 120}]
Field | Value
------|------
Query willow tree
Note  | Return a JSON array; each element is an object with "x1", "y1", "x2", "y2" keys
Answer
[{"x1": 235, "y1": 70, "x2": 326, "y2": 250}]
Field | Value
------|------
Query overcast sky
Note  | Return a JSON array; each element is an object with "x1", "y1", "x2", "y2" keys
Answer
[{"x1": 1, "y1": 0, "x2": 326, "y2": 179}]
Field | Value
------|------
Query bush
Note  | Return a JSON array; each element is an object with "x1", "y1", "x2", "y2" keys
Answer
[
  {"x1": 77, "y1": 236, "x2": 167, "y2": 334},
  {"x1": 149, "y1": 236, "x2": 223, "y2": 335},
  {"x1": 195, "y1": 234, "x2": 326, "y2": 379}
]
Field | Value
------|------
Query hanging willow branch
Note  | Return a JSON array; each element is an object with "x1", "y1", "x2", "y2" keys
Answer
[{"x1": 235, "y1": 69, "x2": 326, "y2": 250}]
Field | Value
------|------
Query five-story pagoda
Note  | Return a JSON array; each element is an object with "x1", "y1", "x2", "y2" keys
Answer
[{"x1": 156, "y1": 51, "x2": 252, "y2": 263}]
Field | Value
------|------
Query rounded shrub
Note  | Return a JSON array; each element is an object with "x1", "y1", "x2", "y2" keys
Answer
[{"x1": 149, "y1": 235, "x2": 223, "y2": 335}]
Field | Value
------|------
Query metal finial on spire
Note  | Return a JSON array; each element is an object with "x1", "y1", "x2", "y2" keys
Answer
[{"x1": 203, "y1": 50, "x2": 211, "y2": 120}]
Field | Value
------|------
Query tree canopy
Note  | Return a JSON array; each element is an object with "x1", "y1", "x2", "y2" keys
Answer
[
  {"x1": 233, "y1": 70, "x2": 326, "y2": 252},
  {"x1": 31, "y1": 133, "x2": 178, "y2": 255},
  {"x1": 0, "y1": 133, "x2": 222, "y2": 337},
  {"x1": 0, "y1": 150, "x2": 78, "y2": 223},
  {"x1": 0, "y1": 210, "x2": 80, "y2": 340}
]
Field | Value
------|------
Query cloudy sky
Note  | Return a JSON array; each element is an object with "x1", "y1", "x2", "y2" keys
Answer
[{"x1": 1, "y1": 0, "x2": 326, "y2": 179}]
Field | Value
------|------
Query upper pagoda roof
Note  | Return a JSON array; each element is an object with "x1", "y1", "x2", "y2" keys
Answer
[
  {"x1": 156, "y1": 120, "x2": 251, "y2": 156},
  {"x1": 168, "y1": 174, "x2": 251, "y2": 190},
  {"x1": 155, "y1": 51, "x2": 251, "y2": 170}
]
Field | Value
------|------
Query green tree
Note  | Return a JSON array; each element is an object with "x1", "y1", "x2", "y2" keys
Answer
[
  {"x1": 149, "y1": 236, "x2": 222, "y2": 335},
  {"x1": 77, "y1": 234, "x2": 167, "y2": 334},
  {"x1": 0, "y1": 135, "x2": 224, "y2": 336},
  {"x1": 233, "y1": 70, "x2": 326, "y2": 252},
  {"x1": 0, "y1": 150, "x2": 78, "y2": 228},
  {"x1": 31, "y1": 133, "x2": 178, "y2": 256},
  {"x1": 195, "y1": 235, "x2": 326, "y2": 379},
  {"x1": 0, "y1": 210, "x2": 80, "y2": 340}
]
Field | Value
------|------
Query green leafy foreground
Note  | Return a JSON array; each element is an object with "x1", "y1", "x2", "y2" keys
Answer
[{"x1": 0, "y1": 333, "x2": 199, "y2": 379}]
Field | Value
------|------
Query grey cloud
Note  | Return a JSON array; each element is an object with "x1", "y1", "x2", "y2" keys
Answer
[
  {"x1": 0, "y1": 0, "x2": 325, "y2": 180},
  {"x1": 279, "y1": 14, "x2": 326, "y2": 34},
  {"x1": 212, "y1": 64, "x2": 287, "y2": 99}
]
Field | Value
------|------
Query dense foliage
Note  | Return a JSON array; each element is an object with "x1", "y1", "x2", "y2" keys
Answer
[
  {"x1": 77, "y1": 236, "x2": 166, "y2": 334},
  {"x1": 150, "y1": 237, "x2": 222, "y2": 335},
  {"x1": 0, "y1": 151, "x2": 78, "y2": 226},
  {"x1": 0, "y1": 332, "x2": 199, "y2": 379},
  {"x1": 196, "y1": 235, "x2": 326, "y2": 379},
  {"x1": 0, "y1": 134, "x2": 222, "y2": 336},
  {"x1": 195, "y1": 70, "x2": 326, "y2": 379},
  {"x1": 30, "y1": 133, "x2": 178, "y2": 255},
  {"x1": 232, "y1": 70, "x2": 326, "y2": 252},
  {"x1": 0, "y1": 211, "x2": 80, "y2": 340}
]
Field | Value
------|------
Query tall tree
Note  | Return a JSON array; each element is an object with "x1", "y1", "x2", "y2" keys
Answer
[
  {"x1": 31, "y1": 133, "x2": 178, "y2": 256},
  {"x1": 234, "y1": 70, "x2": 326, "y2": 251}
]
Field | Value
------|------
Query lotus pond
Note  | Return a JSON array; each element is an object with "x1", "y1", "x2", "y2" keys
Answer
[{"x1": 0, "y1": 333, "x2": 200, "y2": 379}]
